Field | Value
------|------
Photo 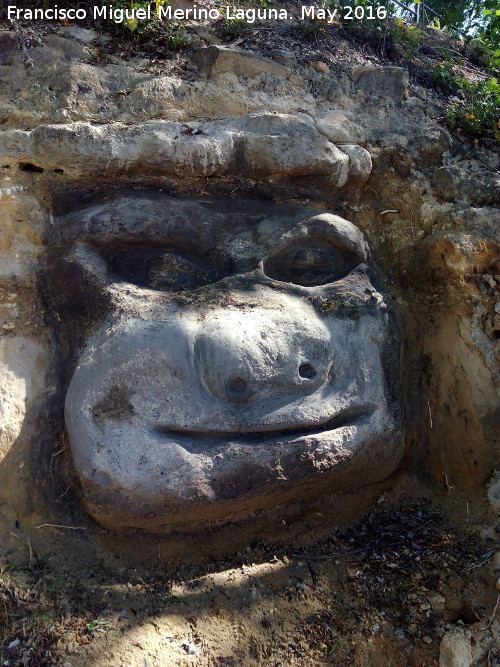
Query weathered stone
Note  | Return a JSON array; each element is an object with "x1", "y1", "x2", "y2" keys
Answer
[
  {"x1": 194, "y1": 45, "x2": 291, "y2": 79},
  {"x1": 492, "y1": 552, "x2": 500, "y2": 571},
  {"x1": 59, "y1": 27, "x2": 98, "y2": 44},
  {"x1": 0, "y1": 113, "x2": 358, "y2": 187},
  {"x1": 311, "y1": 61, "x2": 330, "y2": 74},
  {"x1": 218, "y1": 112, "x2": 351, "y2": 185},
  {"x1": 338, "y1": 144, "x2": 372, "y2": 185},
  {"x1": 351, "y1": 66, "x2": 409, "y2": 101},
  {"x1": 439, "y1": 631, "x2": 473, "y2": 667},
  {"x1": 50, "y1": 194, "x2": 402, "y2": 531},
  {"x1": 432, "y1": 166, "x2": 500, "y2": 206},
  {"x1": 315, "y1": 111, "x2": 366, "y2": 144},
  {"x1": 0, "y1": 337, "x2": 46, "y2": 461},
  {"x1": 487, "y1": 472, "x2": 500, "y2": 513}
]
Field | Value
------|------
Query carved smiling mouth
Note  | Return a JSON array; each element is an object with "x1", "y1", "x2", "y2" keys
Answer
[{"x1": 158, "y1": 404, "x2": 375, "y2": 447}]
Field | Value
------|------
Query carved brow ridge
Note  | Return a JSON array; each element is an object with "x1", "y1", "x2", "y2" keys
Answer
[{"x1": 59, "y1": 195, "x2": 367, "y2": 258}]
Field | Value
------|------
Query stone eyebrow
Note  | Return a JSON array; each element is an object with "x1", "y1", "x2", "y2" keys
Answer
[
  {"x1": 306, "y1": 214, "x2": 369, "y2": 259},
  {"x1": 59, "y1": 197, "x2": 214, "y2": 248},
  {"x1": 257, "y1": 213, "x2": 369, "y2": 261}
]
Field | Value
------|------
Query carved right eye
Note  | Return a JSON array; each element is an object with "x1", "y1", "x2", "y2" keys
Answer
[
  {"x1": 104, "y1": 246, "x2": 223, "y2": 291},
  {"x1": 263, "y1": 240, "x2": 362, "y2": 287}
]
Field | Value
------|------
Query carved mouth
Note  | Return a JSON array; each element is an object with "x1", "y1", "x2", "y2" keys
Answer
[{"x1": 157, "y1": 404, "x2": 374, "y2": 447}]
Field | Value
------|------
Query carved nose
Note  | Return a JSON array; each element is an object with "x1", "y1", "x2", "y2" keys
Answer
[{"x1": 193, "y1": 309, "x2": 331, "y2": 404}]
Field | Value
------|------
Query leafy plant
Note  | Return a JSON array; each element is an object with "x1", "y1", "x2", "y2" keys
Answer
[
  {"x1": 446, "y1": 76, "x2": 500, "y2": 140},
  {"x1": 392, "y1": 21, "x2": 426, "y2": 61},
  {"x1": 102, "y1": 0, "x2": 189, "y2": 50},
  {"x1": 431, "y1": 63, "x2": 459, "y2": 92},
  {"x1": 217, "y1": 13, "x2": 251, "y2": 41},
  {"x1": 297, "y1": 19, "x2": 328, "y2": 39}
]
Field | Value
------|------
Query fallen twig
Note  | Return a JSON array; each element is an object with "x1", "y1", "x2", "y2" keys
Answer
[
  {"x1": 482, "y1": 593, "x2": 500, "y2": 631},
  {"x1": 35, "y1": 524, "x2": 86, "y2": 530}
]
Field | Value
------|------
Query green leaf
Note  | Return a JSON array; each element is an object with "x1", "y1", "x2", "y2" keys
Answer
[{"x1": 86, "y1": 620, "x2": 109, "y2": 631}]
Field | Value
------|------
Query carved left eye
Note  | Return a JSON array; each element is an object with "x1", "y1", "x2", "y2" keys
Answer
[
  {"x1": 264, "y1": 240, "x2": 362, "y2": 287},
  {"x1": 105, "y1": 246, "x2": 223, "y2": 291},
  {"x1": 288, "y1": 247, "x2": 337, "y2": 286},
  {"x1": 148, "y1": 251, "x2": 218, "y2": 291}
]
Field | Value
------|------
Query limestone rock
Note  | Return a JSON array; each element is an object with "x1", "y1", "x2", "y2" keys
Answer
[
  {"x1": 315, "y1": 111, "x2": 366, "y2": 144},
  {"x1": 0, "y1": 337, "x2": 46, "y2": 461},
  {"x1": 219, "y1": 112, "x2": 350, "y2": 185},
  {"x1": 59, "y1": 27, "x2": 98, "y2": 44},
  {"x1": 351, "y1": 66, "x2": 409, "y2": 101},
  {"x1": 338, "y1": 144, "x2": 372, "y2": 185},
  {"x1": 432, "y1": 166, "x2": 500, "y2": 206},
  {"x1": 439, "y1": 631, "x2": 473, "y2": 667},
  {"x1": 311, "y1": 61, "x2": 330, "y2": 74},
  {"x1": 487, "y1": 472, "x2": 500, "y2": 513},
  {"x1": 194, "y1": 45, "x2": 291, "y2": 79},
  {"x1": 0, "y1": 112, "x2": 358, "y2": 186}
]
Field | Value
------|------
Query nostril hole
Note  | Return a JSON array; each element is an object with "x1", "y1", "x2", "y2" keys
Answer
[
  {"x1": 226, "y1": 378, "x2": 248, "y2": 397},
  {"x1": 299, "y1": 362, "x2": 316, "y2": 380}
]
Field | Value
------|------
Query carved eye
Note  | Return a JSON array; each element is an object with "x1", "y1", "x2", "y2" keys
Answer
[
  {"x1": 105, "y1": 246, "x2": 223, "y2": 291},
  {"x1": 264, "y1": 240, "x2": 362, "y2": 287}
]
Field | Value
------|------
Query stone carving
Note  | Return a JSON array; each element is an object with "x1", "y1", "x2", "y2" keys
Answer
[{"x1": 49, "y1": 193, "x2": 402, "y2": 531}]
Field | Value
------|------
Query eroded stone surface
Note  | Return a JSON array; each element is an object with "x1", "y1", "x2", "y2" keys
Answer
[
  {"x1": 194, "y1": 45, "x2": 291, "y2": 79},
  {"x1": 49, "y1": 194, "x2": 402, "y2": 531},
  {"x1": 0, "y1": 112, "x2": 362, "y2": 187}
]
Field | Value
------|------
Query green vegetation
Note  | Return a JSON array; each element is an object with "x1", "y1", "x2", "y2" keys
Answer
[
  {"x1": 103, "y1": 0, "x2": 189, "y2": 51},
  {"x1": 217, "y1": 15, "x2": 251, "y2": 41},
  {"x1": 340, "y1": 0, "x2": 500, "y2": 143},
  {"x1": 446, "y1": 77, "x2": 500, "y2": 140}
]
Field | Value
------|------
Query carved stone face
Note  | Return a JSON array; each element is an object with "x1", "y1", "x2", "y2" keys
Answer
[{"x1": 51, "y1": 193, "x2": 402, "y2": 531}]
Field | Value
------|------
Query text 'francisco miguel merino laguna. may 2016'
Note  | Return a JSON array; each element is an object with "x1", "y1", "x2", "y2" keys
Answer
[{"x1": 7, "y1": 3, "x2": 389, "y2": 24}]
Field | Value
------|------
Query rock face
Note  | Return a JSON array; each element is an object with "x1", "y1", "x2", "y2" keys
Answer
[
  {"x1": 351, "y1": 66, "x2": 409, "y2": 100},
  {"x1": 0, "y1": 27, "x2": 498, "y2": 538},
  {"x1": 0, "y1": 112, "x2": 366, "y2": 187},
  {"x1": 50, "y1": 195, "x2": 401, "y2": 530},
  {"x1": 194, "y1": 45, "x2": 291, "y2": 79}
]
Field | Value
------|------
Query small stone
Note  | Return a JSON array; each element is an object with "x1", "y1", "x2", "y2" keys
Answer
[
  {"x1": 60, "y1": 27, "x2": 97, "y2": 44},
  {"x1": 182, "y1": 641, "x2": 199, "y2": 656},
  {"x1": 311, "y1": 61, "x2": 330, "y2": 74},
  {"x1": 487, "y1": 472, "x2": 500, "y2": 511},
  {"x1": 439, "y1": 630, "x2": 473, "y2": 667},
  {"x1": 194, "y1": 45, "x2": 290, "y2": 79},
  {"x1": 428, "y1": 593, "x2": 446, "y2": 613},
  {"x1": 423, "y1": 636, "x2": 433, "y2": 644},
  {"x1": 2, "y1": 322, "x2": 15, "y2": 331}
]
